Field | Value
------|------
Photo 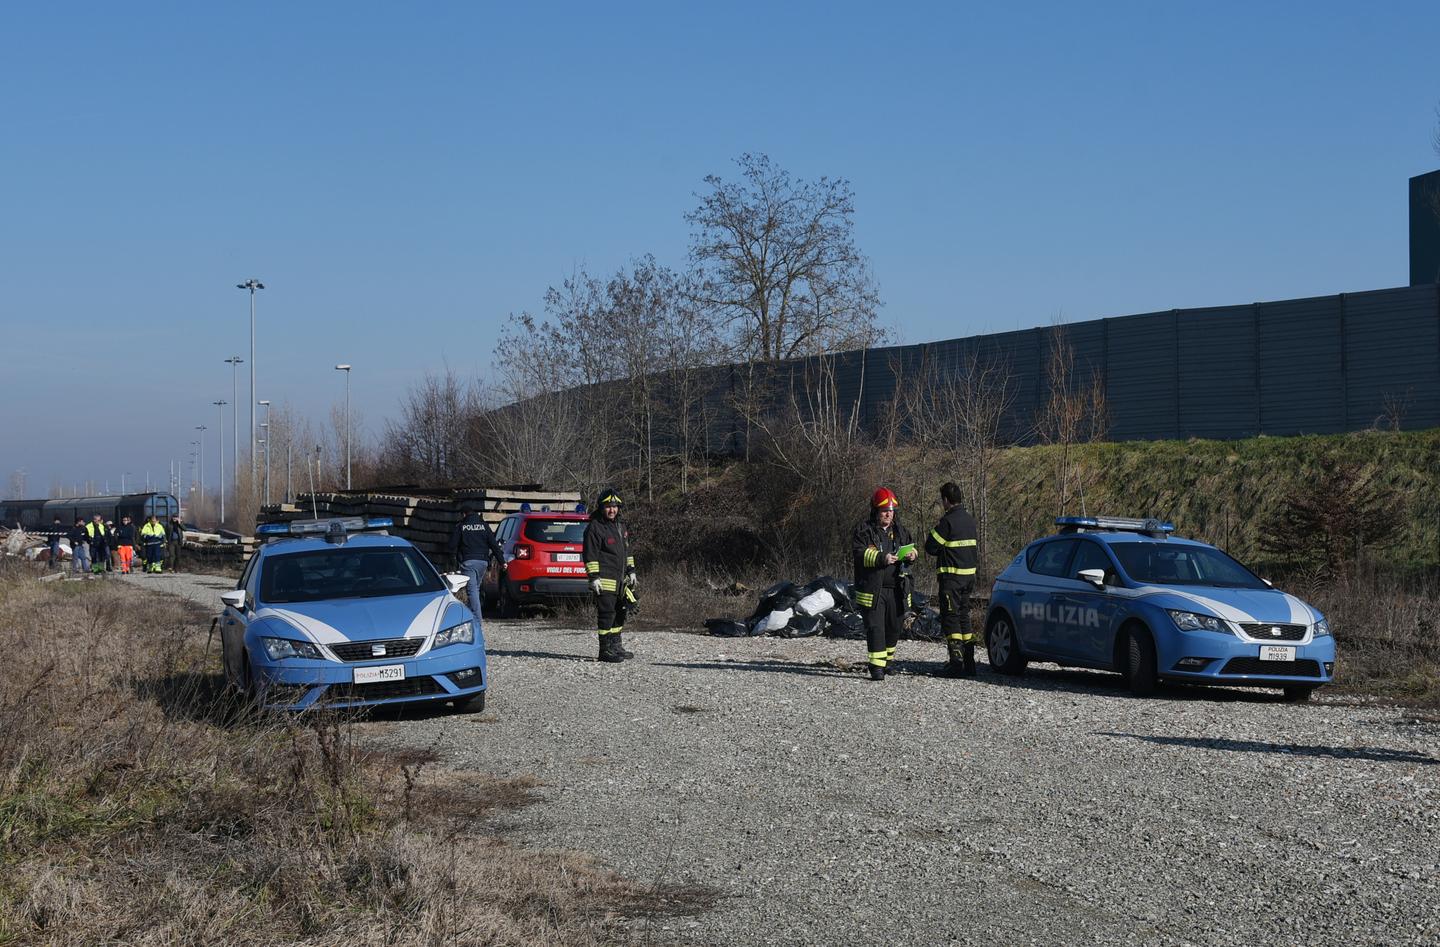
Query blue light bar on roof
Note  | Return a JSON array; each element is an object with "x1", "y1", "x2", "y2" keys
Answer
[
  {"x1": 255, "y1": 516, "x2": 394, "y2": 538},
  {"x1": 1056, "y1": 515, "x2": 1174, "y2": 534}
]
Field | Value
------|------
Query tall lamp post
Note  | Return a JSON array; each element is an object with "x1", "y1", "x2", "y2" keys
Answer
[
  {"x1": 334, "y1": 364, "x2": 352, "y2": 490},
  {"x1": 235, "y1": 279, "x2": 265, "y2": 483},
  {"x1": 224, "y1": 355, "x2": 243, "y2": 493},
  {"x1": 257, "y1": 400, "x2": 273, "y2": 505},
  {"x1": 213, "y1": 400, "x2": 228, "y2": 523},
  {"x1": 194, "y1": 426, "x2": 207, "y2": 523}
]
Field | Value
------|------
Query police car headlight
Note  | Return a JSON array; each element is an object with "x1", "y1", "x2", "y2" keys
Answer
[
  {"x1": 1167, "y1": 610, "x2": 1232, "y2": 635},
  {"x1": 434, "y1": 621, "x2": 474, "y2": 649},
  {"x1": 1313, "y1": 618, "x2": 1331, "y2": 637},
  {"x1": 260, "y1": 636, "x2": 324, "y2": 661}
]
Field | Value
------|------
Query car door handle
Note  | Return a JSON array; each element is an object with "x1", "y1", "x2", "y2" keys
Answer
[{"x1": 1014, "y1": 590, "x2": 1026, "y2": 596}]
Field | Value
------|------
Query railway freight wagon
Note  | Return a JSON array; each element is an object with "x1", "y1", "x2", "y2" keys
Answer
[{"x1": 0, "y1": 493, "x2": 180, "y2": 532}]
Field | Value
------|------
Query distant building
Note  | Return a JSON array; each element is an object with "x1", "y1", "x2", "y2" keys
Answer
[{"x1": 1410, "y1": 169, "x2": 1440, "y2": 285}]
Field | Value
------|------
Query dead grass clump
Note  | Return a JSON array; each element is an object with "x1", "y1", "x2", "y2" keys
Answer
[
  {"x1": 0, "y1": 560, "x2": 716, "y2": 945},
  {"x1": 1303, "y1": 571, "x2": 1440, "y2": 706}
]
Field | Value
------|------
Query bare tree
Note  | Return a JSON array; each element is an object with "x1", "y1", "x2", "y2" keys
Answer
[
  {"x1": 381, "y1": 369, "x2": 481, "y2": 485},
  {"x1": 687, "y1": 153, "x2": 883, "y2": 362},
  {"x1": 1036, "y1": 325, "x2": 1108, "y2": 516}
]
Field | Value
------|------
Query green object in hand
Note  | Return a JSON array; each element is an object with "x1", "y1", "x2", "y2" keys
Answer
[{"x1": 896, "y1": 543, "x2": 918, "y2": 560}]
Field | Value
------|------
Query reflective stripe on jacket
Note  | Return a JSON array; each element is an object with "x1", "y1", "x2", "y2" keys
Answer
[{"x1": 925, "y1": 505, "x2": 978, "y2": 584}]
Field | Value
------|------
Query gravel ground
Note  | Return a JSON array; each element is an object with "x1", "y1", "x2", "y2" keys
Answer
[{"x1": 133, "y1": 572, "x2": 1440, "y2": 946}]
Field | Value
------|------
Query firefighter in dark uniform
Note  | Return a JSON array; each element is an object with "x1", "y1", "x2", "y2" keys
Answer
[
  {"x1": 582, "y1": 488, "x2": 636, "y2": 664},
  {"x1": 925, "y1": 481, "x2": 980, "y2": 677},
  {"x1": 852, "y1": 487, "x2": 916, "y2": 681}
]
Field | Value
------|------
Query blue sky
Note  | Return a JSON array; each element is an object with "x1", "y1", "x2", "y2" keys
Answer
[{"x1": 2, "y1": 1, "x2": 1437, "y2": 495}]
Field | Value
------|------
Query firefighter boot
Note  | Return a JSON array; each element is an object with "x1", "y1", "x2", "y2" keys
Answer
[
  {"x1": 598, "y1": 635, "x2": 625, "y2": 664},
  {"x1": 940, "y1": 641, "x2": 967, "y2": 677},
  {"x1": 613, "y1": 633, "x2": 635, "y2": 660},
  {"x1": 868, "y1": 664, "x2": 886, "y2": 682},
  {"x1": 961, "y1": 643, "x2": 978, "y2": 677}
]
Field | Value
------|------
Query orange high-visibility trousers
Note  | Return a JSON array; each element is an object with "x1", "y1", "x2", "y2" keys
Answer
[{"x1": 118, "y1": 545, "x2": 134, "y2": 573}]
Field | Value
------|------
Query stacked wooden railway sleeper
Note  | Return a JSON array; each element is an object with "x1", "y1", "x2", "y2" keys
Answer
[{"x1": 258, "y1": 485, "x2": 583, "y2": 564}]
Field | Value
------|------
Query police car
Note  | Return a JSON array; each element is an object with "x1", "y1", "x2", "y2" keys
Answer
[
  {"x1": 985, "y1": 516, "x2": 1335, "y2": 701},
  {"x1": 220, "y1": 517, "x2": 487, "y2": 712}
]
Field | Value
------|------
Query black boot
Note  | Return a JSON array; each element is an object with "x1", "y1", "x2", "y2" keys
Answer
[
  {"x1": 961, "y1": 644, "x2": 978, "y2": 677},
  {"x1": 869, "y1": 664, "x2": 886, "y2": 681},
  {"x1": 614, "y1": 632, "x2": 635, "y2": 660},
  {"x1": 598, "y1": 635, "x2": 624, "y2": 663}
]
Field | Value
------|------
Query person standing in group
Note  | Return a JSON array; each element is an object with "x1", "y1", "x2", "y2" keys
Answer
[
  {"x1": 582, "y1": 489, "x2": 636, "y2": 664},
  {"x1": 139, "y1": 514, "x2": 167, "y2": 573},
  {"x1": 449, "y1": 507, "x2": 504, "y2": 626},
  {"x1": 114, "y1": 515, "x2": 137, "y2": 574},
  {"x1": 925, "y1": 481, "x2": 980, "y2": 677},
  {"x1": 48, "y1": 517, "x2": 63, "y2": 569},
  {"x1": 168, "y1": 518, "x2": 185, "y2": 572},
  {"x1": 85, "y1": 515, "x2": 109, "y2": 576},
  {"x1": 67, "y1": 517, "x2": 89, "y2": 575},
  {"x1": 851, "y1": 487, "x2": 917, "y2": 681}
]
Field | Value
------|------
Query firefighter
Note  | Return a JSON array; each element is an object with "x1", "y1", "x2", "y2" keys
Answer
[
  {"x1": 114, "y1": 515, "x2": 137, "y2": 574},
  {"x1": 85, "y1": 515, "x2": 109, "y2": 576},
  {"x1": 925, "y1": 481, "x2": 980, "y2": 677},
  {"x1": 140, "y1": 514, "x2": 167, "y2": 573},
  {"x1": 852, "y1": 487, "x2": 917, "y2": 681},
  {"x1": 582, "y1": 488, "x2": 636, "y2": 663}
]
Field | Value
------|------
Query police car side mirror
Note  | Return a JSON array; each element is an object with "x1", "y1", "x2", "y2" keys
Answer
[
  {"x1": 1077, "y1": 568, "x2": 1107, "y2": 588},
  {"x1": 220, "y1": 589, "x2": 247, "y2": 610},
  {"x1": 444, "y1": 573, "x2": 469, "y2": 595}
]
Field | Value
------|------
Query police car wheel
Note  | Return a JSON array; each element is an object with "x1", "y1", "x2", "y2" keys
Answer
[
  {"x1": 1124, "y1": 629, "x2": 1158, "y2": 697},
  {"x1": 985, "y1": 615, "x2": 1026, "y2": 675},
  {"x1": 452, "y1": 691, "x2": 486, "y2": 714},
  {"x1": 1282, "y1": 685, "x2": 1315, "y2": 703}
]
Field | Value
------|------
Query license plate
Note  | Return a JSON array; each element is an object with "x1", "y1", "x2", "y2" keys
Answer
[
  {"x1": 1259, "y1": 645, "x2": 1296, "y2": 662},
  {"x1": 353, "y1": 664, "x2": 406, "y2": 684},
  {"x1": 554, "y1": 552, "x2": 581, "y2": 562}
]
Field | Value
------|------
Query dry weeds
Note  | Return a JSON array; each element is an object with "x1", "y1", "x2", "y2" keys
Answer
[{"x1": 0, "y1": 560, "x2": 714, "y2": 946}]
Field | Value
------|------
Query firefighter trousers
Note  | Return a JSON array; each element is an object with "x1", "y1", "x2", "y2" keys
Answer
[
  {"x1": 863, "y1": 586, "x2": 902, "y2": 669},
  {"x1": 595, "y1": 590, "x2": 628, "y2": 637},
  {"x1": 939, "y1": 577, "x2": 975, "y2": 658}
]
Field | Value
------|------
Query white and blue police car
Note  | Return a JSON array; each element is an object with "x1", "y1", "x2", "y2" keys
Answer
[
  {"x1": 219, "y1": 517, "x2": 487, "y2": 712},
  {"x1": 985, "y1": 516, "x2": 1335, "y2": 700}
]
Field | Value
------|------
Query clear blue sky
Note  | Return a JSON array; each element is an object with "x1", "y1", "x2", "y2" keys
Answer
[{"x1": 3, "y1": 1, "x2": 1437, "y2": 496}]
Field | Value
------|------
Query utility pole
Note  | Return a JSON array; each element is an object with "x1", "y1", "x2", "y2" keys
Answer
[
  {"x1": 257, "y1": 400, "x2": 273, "y2": 504},
  {"x1": 214, "y1": 400, "x2": 228, "y2": 523},
  {"x1": 335, "y1": 364, "x2": 352, "y2": 489},
  {"x1": 194, "y1": 427, "x2": 207, "y2": 523},
  {"x1": 235, "y1": 279, "x2": 265, "y2": 484},
  {"x1": 225, "y1": 355, "x2": 243, "y2": 494}
]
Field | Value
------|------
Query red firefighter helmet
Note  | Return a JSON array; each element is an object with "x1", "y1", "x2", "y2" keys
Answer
[{"x1": 871, "y1": 487, "x2": 899, "y2": 510}]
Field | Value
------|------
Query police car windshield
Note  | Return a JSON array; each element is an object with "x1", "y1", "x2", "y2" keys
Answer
[
  {"x1": 260, "y1": 547, "x2": 443, "y2": 604},
  {"x1": 522, "y1": 518, "x2": 586, "y2": 544},
  {"x1": 1110, "y1": 543, "x2": 1267, "y2": 589}
]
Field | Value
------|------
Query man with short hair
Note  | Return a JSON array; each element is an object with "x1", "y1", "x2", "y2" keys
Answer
[
  {"x1": 450, "y1": 508, "x2": 504, "y2": 626},
  {"x1": 67, "y1": 518, "x2": 89, "y2": 574},
  {"x1": 114, "y1": 515, "x2": 137, "y2": 574},
  {"x1": 139, "y1": 514, "x2": 167, "y2": 573},
  {"x1": 85, "y1": 515, "x2": 109, "y2": 576},
  {"x1": 168, "y1": 518, "x2": 185, "y2": 572},
  {"x1": 926, "y1": 481, "x2": 980, "y2": 677},
  {"x1": 48, "y1": 517, "x2": 63, "y2": 569}
]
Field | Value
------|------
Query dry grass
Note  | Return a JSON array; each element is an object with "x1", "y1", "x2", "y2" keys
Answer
[
  {"x1": 1299, "y1": 571, "x2": 1440, "y2": 706},
  {"x1": 0, "y1": 560, "x2": 714, "y2": 946}
]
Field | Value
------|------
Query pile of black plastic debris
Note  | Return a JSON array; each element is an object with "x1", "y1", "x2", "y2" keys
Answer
[{"x1": 705, "y1": 576, "x2": 944, "y2": 641}]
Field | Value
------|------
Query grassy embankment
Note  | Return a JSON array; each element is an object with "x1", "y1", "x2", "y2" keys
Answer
[{"x1": 0, "y1": 562, "x2": 711, "y2": 946}]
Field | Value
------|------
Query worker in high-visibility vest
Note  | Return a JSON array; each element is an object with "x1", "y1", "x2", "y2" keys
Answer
[
  {"x1": 925, "y1": 481, "x2": 980, "y2": 677},
  {"x1": 140, "y1": 515, "x2": 167, "y2": 573},
  {"x1": 84, "y1": 515, "x2": 109, "y2": 576}
]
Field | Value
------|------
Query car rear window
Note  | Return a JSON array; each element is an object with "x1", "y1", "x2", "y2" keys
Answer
[
  {"x1": 1110, "y1": 543, "x2": 1267, "y2": 589},
  {"x1": 261, "y1": 546, "x2": 443, "y2": 603},
  {"x1": 1027, "y1": 540, "x2": 1076, "y2": 577},
  {"x1": 522, "y1": 518, "x2": 586, "y2": 544}
]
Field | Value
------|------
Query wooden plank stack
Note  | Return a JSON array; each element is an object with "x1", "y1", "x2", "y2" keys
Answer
[{"x1": 257, "y1": 486, "x2": 583, "y2": 562}]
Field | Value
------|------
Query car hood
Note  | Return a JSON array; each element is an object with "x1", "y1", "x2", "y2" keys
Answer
[
  {"x1": 255, "y1": 591, "x2": 463, "y2": 644},
  {"x1": 1116, "y1": 584, "x2": 1319, "y2": 624}
]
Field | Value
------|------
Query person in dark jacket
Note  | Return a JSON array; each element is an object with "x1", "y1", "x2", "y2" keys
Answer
[
  {"x1": 48, "y1": 517, "x2": 63, "y2": 569},
  {"x1": 851, "y1": 487, "x2": 917, "y2": 681},
  {"x1": 925, "y1": 481, "x2": 980, "y2": 677},
  {"x1": 114, "y1": 515, "x2": 137, "y2": 574},
  {"x1": 168, "y1": 518, "x2": 185, "y2": 572},
  {"x1": 450, "y1": 510, "x2": 504, "y2": 624},
  {"x1": 85, "y1": 515, "x2": 109, "y2": 576},
  {"x1": 582, "y1": 488, "x2": 636, "y2": 663},
  {"x1": 67, "y1": 518, "x2": 89, "y2": 574}
]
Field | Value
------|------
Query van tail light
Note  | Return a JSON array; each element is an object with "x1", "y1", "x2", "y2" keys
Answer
[{"x1": 513, "y1": 543, "x2": 533, "y2": 560}]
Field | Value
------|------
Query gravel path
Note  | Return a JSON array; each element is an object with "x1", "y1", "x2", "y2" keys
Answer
[{"x1": 138, "y1": 572, "x2": 1440, "y2": 946}]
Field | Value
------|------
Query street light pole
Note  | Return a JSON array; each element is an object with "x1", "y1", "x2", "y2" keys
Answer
[
  {"x1": 195, "y1": 426, "x2": 207, "y2": 523},
  {"x1": 235, "y1": 279, "x2": 265, "y2": 484},
  {"x1": 213, "y1": 400, "x2": 228, "y2": 523},
  {"x1": 224, "y1": 356, "x2": 243, "y2": 493},
  {"x1": 260, "y1": 423, "x2": 271, "y2": 504},
  {"x1": 335, "y1": 364, "x2": 352, "y2": 490}
]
